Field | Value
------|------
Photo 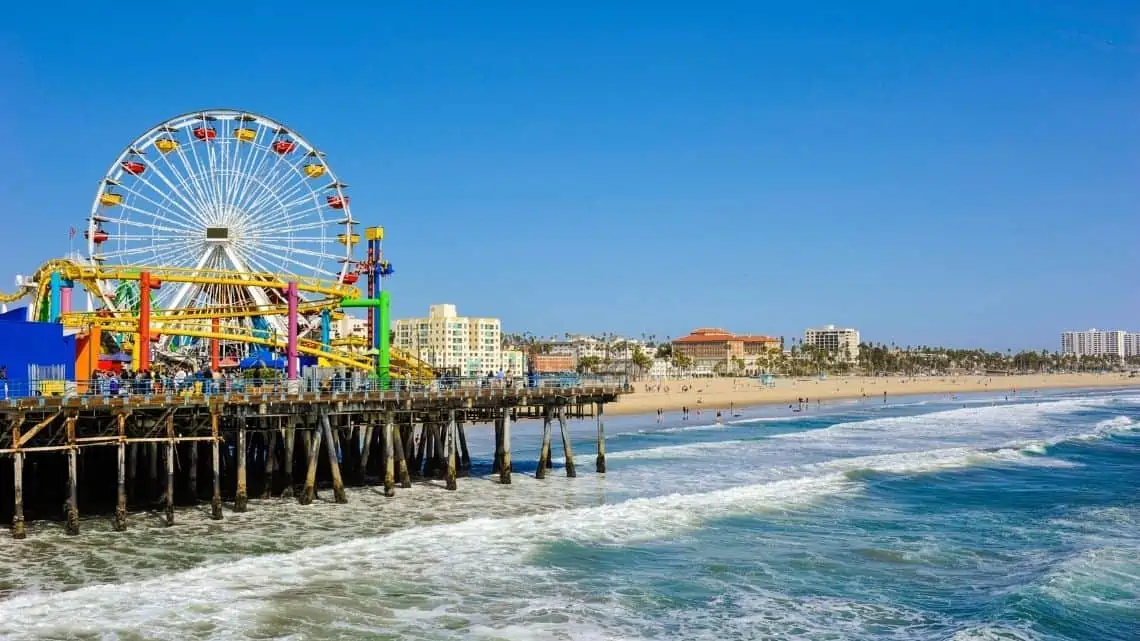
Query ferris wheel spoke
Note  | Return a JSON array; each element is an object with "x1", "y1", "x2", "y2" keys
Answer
[
  {"x1": 231, "y1": 130, "x2": 285, "y2": 215},
  {"x1": 168, "y1": 135, "x2": 218, "y2": 215},
  {"x1": 257, "y1": 241, "x2": 343, "y2": 263},
  {"x1": 238, "y1": 241, "x2": 337, "y2": 279},
  {"x1": 98, "y1": 213, "x2": 196, "y2": 236},
  {"x1": 130, "y1": 155, "x2": 211, "y2": 226},
  {"x1": 154, "y1": 139, "x2": 213, "y2": 216},
  {"x1": 98, "y1": 237, "x2": 199, "y2": 261},
  {"x1": 185, "y1": 136, "x2": 222, "y2": 214},
  {"x1": 113, "y1": 177, "x2": 205, "y2": 230},
  {"x1": 237, "y1": 154, "x2": 311, "y2": 218},
  {"x1": 113, "y1": 203, "x2": 200, "y2": 234}
]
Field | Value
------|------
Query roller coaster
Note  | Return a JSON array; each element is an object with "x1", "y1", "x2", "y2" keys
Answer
[{"x1": 1, "y1": 108, "x2": 434, "y2": 382}]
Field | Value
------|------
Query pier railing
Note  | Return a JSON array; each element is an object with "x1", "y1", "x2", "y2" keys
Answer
[{"x1": 0, "y1": 373, "x2": 630, "y2": 406}]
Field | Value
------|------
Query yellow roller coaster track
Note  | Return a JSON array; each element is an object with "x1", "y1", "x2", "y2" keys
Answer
[
  {"x1": 61, "y1": 316, "x2": 432, "y2": 377},
  {"x1": 1, "y1": 259, "x2": 433, "y2": 377}
]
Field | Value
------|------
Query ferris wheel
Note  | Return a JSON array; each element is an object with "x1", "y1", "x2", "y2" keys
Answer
[{"x1": 85, "y1": 108, "x2": 357, "y2": 342}]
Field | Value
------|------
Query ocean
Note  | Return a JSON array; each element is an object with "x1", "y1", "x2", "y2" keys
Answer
[{"x1": 0, "y1": 388, "x2": 1136, "y2": 640}]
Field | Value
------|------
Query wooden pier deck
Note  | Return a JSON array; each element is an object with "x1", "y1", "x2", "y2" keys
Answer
[{"x1": 0, "y1": 380, "x2": 630, "y2": 538}]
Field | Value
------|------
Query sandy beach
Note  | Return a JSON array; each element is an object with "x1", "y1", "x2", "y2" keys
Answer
[{"x1": 608, "y1": 373, "x2": 1140, "y2": 416}]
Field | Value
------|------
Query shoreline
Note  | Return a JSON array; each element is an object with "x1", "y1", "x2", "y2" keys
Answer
[{"x1": 606, "y1": 373, "x2": 1140, "y2": 417}]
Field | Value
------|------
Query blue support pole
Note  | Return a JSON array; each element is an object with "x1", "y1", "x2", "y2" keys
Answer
[
  {"x1": 320, "y1": 308, "x2": 331, "y2": 352},
  {"x1": 49, "y1": 272, "x2": 62, "y2": 323}
]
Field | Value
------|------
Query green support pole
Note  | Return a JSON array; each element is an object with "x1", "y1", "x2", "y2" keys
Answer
[{"x1": 378, "y1": 290, "x2": 391, "y2": 388}]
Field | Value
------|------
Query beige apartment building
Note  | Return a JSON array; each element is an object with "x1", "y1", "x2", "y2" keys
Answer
[
  {"x1": 393, "y1": 304, "x2": 525, "y2": 377},
  {"x1": 803, "y1": 325, "x2": 861, "y2": 362}
]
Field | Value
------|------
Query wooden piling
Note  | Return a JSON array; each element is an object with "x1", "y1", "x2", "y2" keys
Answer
[
  {"x1": 65, "y1": 415, "x2": 79, "y2": 535},
  {"x1": 559, "y1": 406, "x2": 576, "y2": 478},
  {"x1": 432, "y1": 423, "x2": 446, "y2": 478},
  {"x1": 320, "y1": 411, "x2": 347, "y2": 503},
  {"x1": 187, "y1": 441, "x2": 199, "y2": 504},
  {"x1": 445, "y1": 410, "x2": 458, "y2": 490},
  {"x1": 383, "y1": 417, "x2": 396, "y2": 497},
  {"x1": 300, "y1": 425, "x2": 322, "y2": 505},
  {"x1": 262, "y1": 430, "x2": 277, "y2": 499},
  {"x1": 596, "y1": 402, "x2": 606, "y2": 474},
  {"x1": 456, "y1": 417, "x2": 471, "y2": 472},
  {"x1": 393, "y1": 418, "x2": 412, "y2": 488},
  {"x1": 235, "y1": 425, "x2": 248, "y2": 512},
  {"x1": 164, "y1": 413, "x2": 175, "y2": 526},
  {"x1": 128, "y1": 442, "x2": 138, "y2": 503},
  {"x1": 359, "y1": 424, "x2": 374, "y2": 484},
  {"x1": 499, "y1": 409, "x2": 512, "y2": 485},
  {"x1": 11, "y1": 452, "x2": 24, "y2": 539},
  {"x1": 492, "y1": 416, "x2": 503, "y2": 475},
  {"x1": 280, "y1": 424, "x2": 295, "y2": 499},
  {"x1": 148, "y1": 442, "x2": 158, "y2": 502},
  {"x1": 537, "y1": 406, "x2": 553, "y2": 480},
  {"x1": 210, "y1": 408, "x2": 223, "y2": 520}
]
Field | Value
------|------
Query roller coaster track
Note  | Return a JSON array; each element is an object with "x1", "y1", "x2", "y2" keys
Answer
[
  {"x1": 61, "y1": 315, "x2": 432, "y2": 377},
  {"x1": 2, "y1": 259, "x2": 433, "y2": 377}
]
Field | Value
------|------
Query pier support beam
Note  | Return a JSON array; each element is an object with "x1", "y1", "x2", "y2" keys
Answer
[
  {"x1": 165, "y1": 440, "x2": 175, "y2": 526},
  {"x1": 210, "y1": 409, "x2": 223, "y2": 520},
  {"x1": 164, "y1": 413, "x2": 175, "y2": 526},
  {"x1": 499, "y1": 410, "x2": 512, "y2": 485},
  {"x1": 235, "y1": 425, "x2": 248, "y2": 512},
  {"x1": 537, "y1": 406, "x2": 553, "y2": 480},
  {"x1": 187, "y1": 441, "x2": 199, "y2": 504},
  {"x1": 66, "y1": 447, "x2": 79, "y2": 535},
  {"x1": 383, "y1": 415, "x2": 396, "y2": 497},
  {"x1": 445, "y1": 410, "x2": 458, "y2": 490},
  {"x1": 596, "y1": 402, "x2": 606, "y2": 474},
  {"x1": 262, "y1": 430, "x2": 277, "y2": 499},
  {"x1": 559, "y1": 406, "x2": 576, "y2": 478},
  {"x1": 65, "y1": 415, "x2": 79, "y2": 535},
  {"x1": 359, "y1": 424, "x2": 374, "y2": 485},
  {"x1": 457, "y1": 417, "x2": 471, "y2": 473},
  {"x1": 300, "y1": 426, "x2": 322, "y2": 505},
  {"x1": 11, "y1": 452, "x2": 25, "y2": 539},
  {"x1": 321, "y1": 411, "x2": 347, "y2": 504},
  {"x1": 393, "y1": 419, "x2": 412, "y2": 488},
  {"x1": 280, "y1": 425, "x2": 295, "y2": 499}
]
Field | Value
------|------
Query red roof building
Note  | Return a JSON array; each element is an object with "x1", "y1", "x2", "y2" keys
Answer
[{"x1": 673, "y1": 328, "x2": 782, "y2": 372}]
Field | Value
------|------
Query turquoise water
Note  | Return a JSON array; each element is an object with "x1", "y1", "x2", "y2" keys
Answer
[{"x1": 0, "y1": 389, "x2": 1136, "y2": 640}]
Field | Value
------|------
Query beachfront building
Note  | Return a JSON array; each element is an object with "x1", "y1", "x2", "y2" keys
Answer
[
  {"x1": 393, "y1": 304, "x2": 508, "y2": 377},
  {"x1": 672, "y1": 328, "x2": 782, "y2": 375},
  {"x1": 1127, "y1": 333, "x2": 1140, "y2": 358},
  {"x1": 1061, "y1": 329, "x2": 1126, "y2": 359},
  {"x1": 531, "y1": 353, "x2": 577, "y2": 373},
  {"x1": 803, "y1": 325, "x2": 861, "y2": 362},
  {"x1": 333, "y1": 316, "x2": 369, "y2": 340}
]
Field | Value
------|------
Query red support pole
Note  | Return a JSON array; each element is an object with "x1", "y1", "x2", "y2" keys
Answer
[
  {"x1": 211, "y1": 317, "x2": 221, "y2": 371},
  {"x1": 138, "y1": 271, "x2": 151, "y2": 371},
  {"x1": 286, "y1": 281, "x2": 299, "y2": 380}
]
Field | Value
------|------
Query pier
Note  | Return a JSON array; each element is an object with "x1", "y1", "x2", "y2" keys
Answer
[{"x1": 0, "y1": 377, "x2": 629, "y2": 538}]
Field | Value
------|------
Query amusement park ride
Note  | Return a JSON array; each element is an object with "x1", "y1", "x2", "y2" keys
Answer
[{"x1": 0, "y1": 108, "x2": 432, "y2": 385}]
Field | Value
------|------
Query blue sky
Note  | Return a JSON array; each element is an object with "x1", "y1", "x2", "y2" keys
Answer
[{"x1": 1, "y1": 1, "x2": 1136, "y2": 350}]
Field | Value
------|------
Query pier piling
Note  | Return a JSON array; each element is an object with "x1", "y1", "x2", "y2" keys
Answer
[
  {"x1": 210, "y1": 409, "x2": 223, "y2": 520},
  {"x1": 445, "y1": 410, "x2": 458, "y2": 490},
  {"x1": 187, "y1": 441, "x2": 199, "y2": 504},
  {"x1": 537, "y1": 406, "x2": 553, "y2": 480},
  {"x1": 164, "y1": 413, "x2": 175, "y2": 526},
  {"x1": 383, "y1": 416, "x2": 396, "y2": 497},
  {"x1": 499, "y1": 410, "x2": 512, "y2": 485},
  {"x1": 280, "y1": 424, "x2": 295, "y2": 499},
  {"x1": 559, "y1": 406, "x2": 576, "y2": 478},
  {"x1": 301, "y1": 425, "x2": 322, "y2": 505},
  {"x1": 235, "y1": 426, "x2": 248, "y2": 512},
  {"x1": 11, "y1": 452, "x2": 24, "y2": 539},
  {"x1": 394, "y1": 419, "x2": 411, "y2": 488},
  {"x1": 595, "y1": 402, "x2": 606, "y2": 474},
  {"x1": 263, "y1": 430, "x2": 277, "y2": 499},
  {"x1": 321, "y1": 411, "x2": 347, "y2": 503},
  {"x1": 65, "y1": 415, "x2": 79, "y2": 535},
  {"x1": 457, "y1": 417, "x2": 471, "y2": 473}
]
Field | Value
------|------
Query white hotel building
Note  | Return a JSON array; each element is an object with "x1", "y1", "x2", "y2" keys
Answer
[
  {"x1": 393, "y1": 304, "x2": 526, "y2": 377},
  {"x1": 1060, "y1": 329, "x2": 1140, "y2": 359},
  {"x1": 803, "y1": 325, "x2": 861, "y2": 362}
]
